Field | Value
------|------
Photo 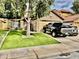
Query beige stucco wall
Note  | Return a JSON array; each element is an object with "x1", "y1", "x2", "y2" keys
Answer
[
  {"x1": 0, "y1": 18, "x2": 20, "y2": 30},
  {"x1": 32, "y1": 20, "x2": 56, "y2": 32},
  {"x1": 73, "y1": 19, "x2": 79, "y2": 29},
  {"x1": 0, "y1": 18, "x2": 9, "y2": 30}
]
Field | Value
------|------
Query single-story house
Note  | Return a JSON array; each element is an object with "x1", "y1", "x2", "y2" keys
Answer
[
  {"x1": 51, "y1": 10, "x2": 79, "y2": 28},
  {"x1": 0, "y1": 10, "x2": 79, "y2": 31},
  {"x1": 32, "y1": 12, "x2": 63, "y2": 32},
  {"x1": 32, "y1": 10, "x2": 79, "y2": 32}
]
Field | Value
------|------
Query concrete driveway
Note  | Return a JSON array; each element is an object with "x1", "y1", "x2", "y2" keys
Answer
[{"x1": 48, "y1": 35, "x2": 79, "y2": 59}]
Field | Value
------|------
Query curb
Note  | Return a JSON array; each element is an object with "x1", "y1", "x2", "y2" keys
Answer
[{"x1": 0, "y1": 30, "x2": 10, "y2": 48}]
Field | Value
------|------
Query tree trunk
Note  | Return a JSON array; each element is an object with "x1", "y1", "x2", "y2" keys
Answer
[
  {"x1": 25, "y1": 2, "x2": 31, "y2": 36},
  {"x1": 26, "y1": 18, "x2": 30, "y2": 36}
]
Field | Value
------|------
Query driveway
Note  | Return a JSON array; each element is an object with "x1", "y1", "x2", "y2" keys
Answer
[
  {"x1": 56, "y1": 35, "x2": 79, "y2": 50},
  {"x1": 30, "y1": 35, "x2": 79, "y2": 59},
  {"x1": 51, "y1": 35, "x2": 79, "y2": 59}
]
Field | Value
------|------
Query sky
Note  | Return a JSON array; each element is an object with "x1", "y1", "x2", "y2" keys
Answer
[{"x1": 50, "y1": 0, "x2": 74, "y2": 13}]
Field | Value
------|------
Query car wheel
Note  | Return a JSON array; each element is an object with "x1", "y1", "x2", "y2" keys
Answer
[
  {"x1": 42, "y1": 29, "x2": 46, "y2": 33},
  {"x1": 63, "y1": 34, "x2": 67, "y2": 37},
  {"x1": 43, "y1": 27, "x2": 47, "y2": 33},
  {"x1": 73, "y1": 33, "x2": 78, "y2": 36},
  {"x1": 51, "y1": 32, "x2": 56, "y2": 37}
]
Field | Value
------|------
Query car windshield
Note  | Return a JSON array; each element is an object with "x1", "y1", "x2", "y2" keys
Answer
[{"x1": 53, "y1": 23, "x2": 62, "y2": 27}]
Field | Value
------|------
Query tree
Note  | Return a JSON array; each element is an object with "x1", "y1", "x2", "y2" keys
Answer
[
  {"x1": 5, "y1": 0, "x2": 13, "y2": 19},
  {"x1": 73, "y1": 1, "x2": 79, "y2": 13},
  {"x1": 35, "y1": 0, "x2": 47, "y2": 18},
  {"x1": 24, "y1": 0, "x2": 31, "y2": 36},
  {"x1": 0, "y1": 0, "x2": 52, "y2": 19},
  {"x1": 0, "y1": 0, "x2": 5, "y2": 18}
]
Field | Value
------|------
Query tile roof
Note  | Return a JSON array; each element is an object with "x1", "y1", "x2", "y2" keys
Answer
[
  {"x1": 37, "y1": 13, "x2": 63, "y2": 22},
  {"x1": 51, "y1": 10, "x2": 79, "y2": 22}
]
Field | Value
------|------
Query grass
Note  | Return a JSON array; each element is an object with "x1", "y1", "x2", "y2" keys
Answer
[
  {"x1": 1, "y1": 30, "x2": 59, "y2": 49},
  {"x1": 0, "y1": 30, "x2": 7, "y2": 35}
]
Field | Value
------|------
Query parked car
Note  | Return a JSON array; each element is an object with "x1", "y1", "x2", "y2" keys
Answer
[{"x1": 43, "y1": 22, "x2": 78, "y2": 37}]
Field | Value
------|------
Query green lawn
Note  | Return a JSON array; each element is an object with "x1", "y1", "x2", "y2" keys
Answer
[
  {"x1": 1, "y1": 30, "x2": 59, "y2": 49},
  {"x1": 0, "y1": 30, "x2": 7, "y2": 35}
]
